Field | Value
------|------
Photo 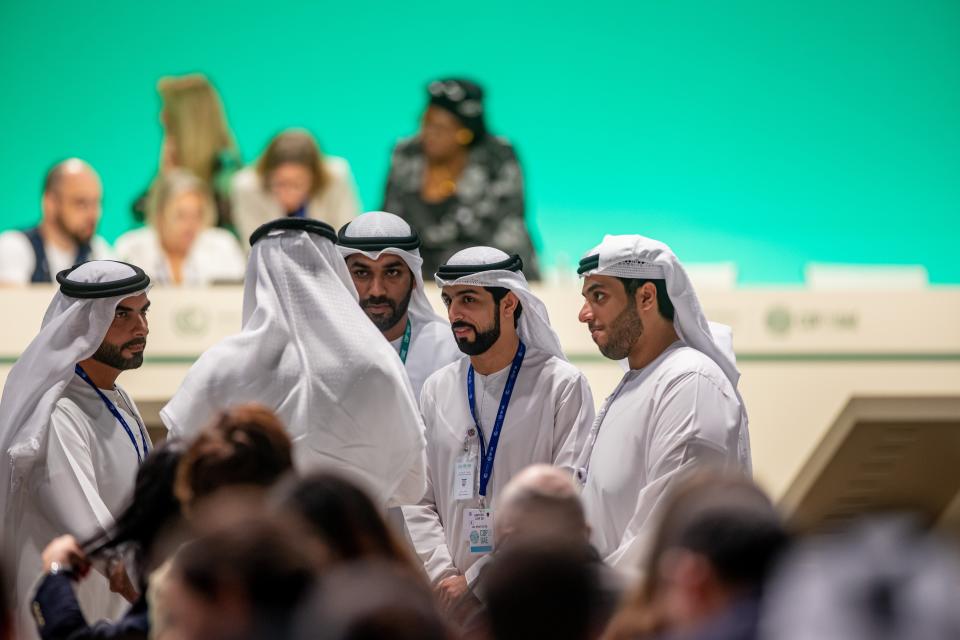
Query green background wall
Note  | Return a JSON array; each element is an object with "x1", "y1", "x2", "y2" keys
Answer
[{"x1": 1, "y1": 1, "x2": 957, "y2": 283}]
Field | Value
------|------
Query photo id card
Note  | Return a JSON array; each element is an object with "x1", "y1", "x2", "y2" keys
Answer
[
  {"x1": 454, "y1": 454, "x2": 475, "y2": 501},
  {"x1": 465, "y1": 507, "x2": 494, "y2": 554}
]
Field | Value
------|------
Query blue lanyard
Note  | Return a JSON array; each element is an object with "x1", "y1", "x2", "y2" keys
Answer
[
  {"x1": 74, "y1": 365, "x2": 149, "y2": 464},
  {"x1": 466, "y1": 341, "x2": 526, "y2": 499},
  {"x1": 398, "y1": 319, "x2": 412, "y2": 364}
]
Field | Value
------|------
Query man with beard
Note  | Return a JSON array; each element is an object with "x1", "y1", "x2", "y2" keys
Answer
[
  {"x1": 0, "y1": 159, "x2": 113, "y2": 285},
  {"x1": 0, "y1": 261, "x2": 152, "y2": 638},
  {"x1": 574, "y1": 234, "x2": 751, "y2": 577},
  {"x1": 402, "y1": 246, "x2": 594, "y2": 617},
  {"x1": 337, "y1": 211, "x2": 462, "y2": 399}
]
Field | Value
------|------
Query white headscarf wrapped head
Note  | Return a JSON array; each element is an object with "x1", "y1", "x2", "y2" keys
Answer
[
  {"x1": 578, "y1": 234, "x2": 740, "y2": 387},
  {"x1": 336, "y1": 211, "x2": 443, "y2": 325},
  {"x1": 578, "y1": 234, "x2": 750, "y2": 468},
  {"x1": 434, "y1": 246, "x2": 566, "y2": 361},
  {"x1": 161, "y1": 218, "x2": 426, "y2": 505}
]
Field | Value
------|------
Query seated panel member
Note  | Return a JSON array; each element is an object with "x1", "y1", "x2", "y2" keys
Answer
[
  {"x1": 337, "y1": 211, "x2": 462, "y2": 399},
  {"x1": 0, "y1": 159, "x2": 112, "y2": 285}
]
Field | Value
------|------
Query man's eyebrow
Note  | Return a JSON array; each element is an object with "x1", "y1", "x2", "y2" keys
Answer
[
  {"x1": 382, "y1": 259, "x2": 407, "y2": 269},
  {"x1": 115, "y1": 305, "x2": 132, "y2": 312},
  {"x1": 583, "y1": 282, "x2": 604, "y2": 295},
  {"x1": 454, "y1": 288, "x2": 481, "y2": 297}
]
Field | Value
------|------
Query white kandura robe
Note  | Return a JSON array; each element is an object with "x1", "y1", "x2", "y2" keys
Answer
[
  {"x1": 161, "y1": 226, "x2": 426, "y2": 508},
  {"x1": 402, "y1": 346, "x2": 595, "y2": 586},
  {"x1": 388, "y1": 318, "x2": 463, "y2": 399},
  {"x1": 18, "y1": 374, "x2": 150, "y2": 636},
  {"x1": 576, "y1": 341, "x2": 747, "y2": 575}
]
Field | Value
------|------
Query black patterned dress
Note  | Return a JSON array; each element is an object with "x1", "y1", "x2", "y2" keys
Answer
[{"x1": 383, "y1": 135, "x2": 541, "y2": 280}]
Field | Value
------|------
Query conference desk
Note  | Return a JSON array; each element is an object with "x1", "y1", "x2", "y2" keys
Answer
[{"x1": 2, "y1": 285, "x2": 958, "y2": 503}]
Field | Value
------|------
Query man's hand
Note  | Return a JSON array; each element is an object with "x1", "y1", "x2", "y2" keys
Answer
[
  {"x1": 41, "y1": 535, "x2": 90, "y2": 579},
  {"x1": 435, "y1": 574, "x2": 469, "y2": 613},
  {"x1": 107, "y1": 558, "x2": 140, "y2": 604}
]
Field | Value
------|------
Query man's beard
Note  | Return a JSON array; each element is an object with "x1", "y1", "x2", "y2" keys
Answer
[
  {"x1": 597, "y1": 303, "x2": 643, "y2": 360},
  {"x1": 91, "y1": 338, "x2": 146, "y2": 370},
  {"x1": 452, "y1": 312, "x2": 502, "y2": 356},
  {"x1": 361, "y1": 284, "x2": 414, "y2": 333},
  {"x1": 53, "y1": 210, "x2": 94, "y2": 246}
]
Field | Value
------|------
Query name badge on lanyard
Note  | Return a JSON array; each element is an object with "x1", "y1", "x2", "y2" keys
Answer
[
  {"x1": 454, "y1": 442, "x2": 476, "y2": 501},
  {"x1": 461, "y1": 341, "x2": 526, "y2": 509},
  {"x1": 464, "y1": 507, "x2": 494, "y2": 554}
]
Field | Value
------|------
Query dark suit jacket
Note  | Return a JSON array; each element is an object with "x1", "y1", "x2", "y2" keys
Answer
[{"x1": 32, "y1": 573, "x2": 148, "y2": 640}]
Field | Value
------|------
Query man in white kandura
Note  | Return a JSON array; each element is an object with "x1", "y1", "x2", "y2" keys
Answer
[
  {"x1": 337, "y1": 211, "x2": 462, "y2": 398},
  {"x1": 0, "y1": 261, "x2": 152, "y2": 637},
  {"x1": 575, "y1": 234, "x2": 751, "y2": 576},
  {"x1": 403, "y1": 247, "x2": 595, "y2": 613},
  {"x1": 160, "y1": 218, "x2": 426, "y2": 506}
]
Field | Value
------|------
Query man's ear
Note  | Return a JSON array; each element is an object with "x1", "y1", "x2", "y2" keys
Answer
[
  {"x1": 636, "y1": 282, "x2": 659, "y2": 314},
  {"x1": 501, "y1": 291, "x2": 520, "y2": 320}
]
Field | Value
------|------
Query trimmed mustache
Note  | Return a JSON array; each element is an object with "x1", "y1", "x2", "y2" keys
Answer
[
  {"x1": 122, "y1": 338, "x2": 147, "y2": 350},
  {"x1": 451, "y1": 321, "x2": 478, "y2": 333},
  {"x1": 361, "y1": 296, "x2": 397, "y2": 311}
]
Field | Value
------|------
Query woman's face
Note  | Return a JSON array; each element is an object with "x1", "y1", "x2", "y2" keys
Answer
[
  {"x1": 268, "y1": 162, "x2": 313, "y2": 213},
  {"x1": 421, "y1": 106, "x2": 466, "y2": 161},
  {"x1": 160, "y1": 190, "x2": 206, "y2": 255}
]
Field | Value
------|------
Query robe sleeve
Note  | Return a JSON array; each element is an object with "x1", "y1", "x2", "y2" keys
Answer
[
  {"x1": 387, "y1": 447, "x2": 428, "y2": 507},
  {"x1": 41, "y1": 404, "x2": 115, "y2": 539},
  {"x1": 401, "y1": 457, "x2": 459, "y2": 584},
  {"x1": 401, "y1": 383, "x2": 459, "y2": 584},
  {"x1": 601, "y1": 372, "x2": 736, "y2": 573},
  {"x1": 551, "y1": 373, "x2": 596, "y2": 473}
]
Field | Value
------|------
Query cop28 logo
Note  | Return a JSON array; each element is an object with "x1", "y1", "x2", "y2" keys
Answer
[
  {"x1": 173, "y1": 307, "x2": 210, "y2": 336},
  {"x1": 765, "y1": 306, "x2": 858, "y2": 337}
]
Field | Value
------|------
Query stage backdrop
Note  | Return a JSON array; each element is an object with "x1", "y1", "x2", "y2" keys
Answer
[{"x1": 1, "y1": 0, "x2": 958, "y2": 283}]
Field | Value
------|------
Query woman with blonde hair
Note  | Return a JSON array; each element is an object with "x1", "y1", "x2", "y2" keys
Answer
[
  {"x1": 132, "y1": 74, "x2": 241, "y2": 227},
  {"x1": 116, "y1": 169, "x2": 245, "y2": 285},
  {"x1": 230, "y1": 128, "x2": 360, "y2": 244}
]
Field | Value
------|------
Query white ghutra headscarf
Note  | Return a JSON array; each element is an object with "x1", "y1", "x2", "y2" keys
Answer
[
  {"x1": 160, "y1": 218, "x2": 426, "y2": 505},
  {"x1": 578, "y1": 234, "x2": 750, "y2": 469},
  {"x1": 434, "y1": 246, "x2": 566, "y2": 361},
  {"x1": 336, "y1": 211, "x2": 444, "y2": 326}
]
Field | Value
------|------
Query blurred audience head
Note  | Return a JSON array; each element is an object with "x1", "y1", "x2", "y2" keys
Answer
[
  {"x1": 166, "y1": 498, "x2": 319, "y2": 640},
  {"x1": 84, "y1": 438, "x2": 186, "y2": 588},
  {"x1": 483, "y1": 542, "x2": 609, "y2": 640},
  {"x1": 256, "y1": 129, "x2": 328, "y2": 213},
  {"x1": 146, "y1": 169, "x2": 216, "y2": 256},
  {"x1": 496, "y1": 464, "x2": 589, "y2": 547},
  {"x1": 41, "y1": 158, "x2": 101, "y2": 245},
  {"x1": 761, "y1": 514, "x2": 960, "y2": 640},
  {"x1": 175, "y1": 403, "x2": 293, "y2": 513},
  {"x1": 421, "y1": 78, "x2": 486, "y2": 160},
  {"x1": 157, "y1": 74, "x2": 234, "y2": 183},
  {"x1": 292, "y1": 561, "x2": 450, "y2": 640},
  {"x1": 271, "y1": 472, "x2": 415, "y2": 570},
  {"x1": 632, "y1": 472, "x2": 787, "y2": 638}
]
